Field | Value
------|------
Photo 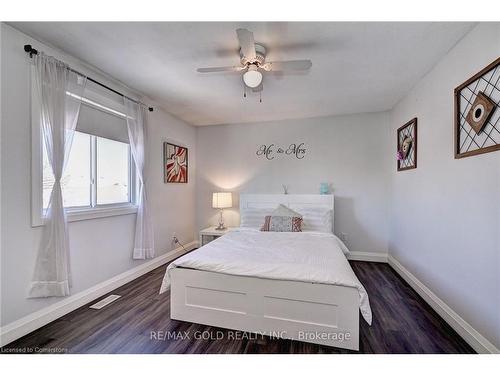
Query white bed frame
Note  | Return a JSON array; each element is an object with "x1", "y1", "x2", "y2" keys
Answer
[{"x1": 170, "y1": 194, "x2": 360, "y2": 351}]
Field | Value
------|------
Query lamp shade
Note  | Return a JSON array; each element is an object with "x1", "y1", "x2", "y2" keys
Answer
[{"x1": 212, "y1": 192, "x2": 232, "y2": 209}]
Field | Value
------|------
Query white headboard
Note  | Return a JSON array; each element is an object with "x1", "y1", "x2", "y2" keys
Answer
[{"x1": 239, "y1": 194, "x2": 334, "y2": 232}]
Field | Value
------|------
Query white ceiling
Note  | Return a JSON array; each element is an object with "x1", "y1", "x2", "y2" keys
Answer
[{"x1": 11, "y1": 22, "x2": 474, "y2": 126}]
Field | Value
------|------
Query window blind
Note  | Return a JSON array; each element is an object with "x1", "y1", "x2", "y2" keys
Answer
[{"x1": 76, "y1": 104, "x2": 129, "y2": 144}]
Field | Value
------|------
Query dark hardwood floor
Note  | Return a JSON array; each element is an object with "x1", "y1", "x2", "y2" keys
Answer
[{"x1": 2, "y1": 261, "x2": 475, "y2": 354}]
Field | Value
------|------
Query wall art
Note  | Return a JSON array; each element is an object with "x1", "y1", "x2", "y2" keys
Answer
[
  {"x1": 164, "y1": 142, "x2": 188, "y2": 183},
  {"x1": 454, "y1": 57, "x2": 500, "y2": 158},
  {"x1": 256, "y1": 143, "x2": 306, "y2": 160},
  {"x1": 397, "y1": 118, "x2": 417, "y2": 171}
]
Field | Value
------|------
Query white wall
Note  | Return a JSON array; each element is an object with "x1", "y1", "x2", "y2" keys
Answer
[
  {"x1": 389, "y1": 23, "x2": 500, "y2": 348},
  {"x1": 2, "y1": 20, "x2": 498, "y2": 352},
  {"x1": 196, "y1": 112, "x2": 391, "y2": 254},
  {"x1": 0, "y1": 24, "x2": 197, "y2": 327}
]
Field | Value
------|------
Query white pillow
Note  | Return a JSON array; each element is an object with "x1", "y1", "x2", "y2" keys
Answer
[
  {"x1": 271, "y1": 204, "x2": 302, "y2": 218},
  {"x1": 289, "y1": 205, "x2": 333, "y2": 233},
  {"x1": 240, "y1": 208, "x2": 273, "y2": 228},
  {"x1": 241, "y1": 205, "x2": 302, "y2": 228}
]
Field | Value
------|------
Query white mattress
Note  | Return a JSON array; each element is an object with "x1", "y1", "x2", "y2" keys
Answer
[{"x1": 160, "y1": 228, "x2": 372, "y2": 324}]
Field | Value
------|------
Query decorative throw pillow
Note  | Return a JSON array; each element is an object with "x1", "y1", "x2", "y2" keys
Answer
[{"x1": 261, "y1": 215, "x2": 303, "y2": 232}]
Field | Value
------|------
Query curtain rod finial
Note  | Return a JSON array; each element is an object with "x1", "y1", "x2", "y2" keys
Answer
[{"x1": 24, "y1": 44, "x2": 38, "y2": 57}]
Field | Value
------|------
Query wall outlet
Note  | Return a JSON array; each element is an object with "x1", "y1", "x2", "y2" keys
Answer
[{"x1": 340, "y1": 233, "x2": 348, "y2": 243}]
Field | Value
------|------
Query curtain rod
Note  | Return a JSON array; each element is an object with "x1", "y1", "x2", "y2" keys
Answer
[{"x1": 23, "y1": 44, "x2": 154, "y2": 112}]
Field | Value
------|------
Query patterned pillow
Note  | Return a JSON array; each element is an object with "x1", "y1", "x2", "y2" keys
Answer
[{"x1": 261, "y1": 215, "x2": 303, "y2": 232}]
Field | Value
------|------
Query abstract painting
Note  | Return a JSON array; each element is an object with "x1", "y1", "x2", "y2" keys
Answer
[{"x1": 164, "y1": 142, "x2": 188, "y2": 183}]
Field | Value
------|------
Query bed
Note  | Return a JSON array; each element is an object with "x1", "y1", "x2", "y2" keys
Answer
[{"x1": 159, "y1": 194, "x2": 372, "y2": 351}]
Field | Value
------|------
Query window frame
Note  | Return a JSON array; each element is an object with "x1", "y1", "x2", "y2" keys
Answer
[{"x1": 31, "y1": 68, "x2": 138, "y2": 227}]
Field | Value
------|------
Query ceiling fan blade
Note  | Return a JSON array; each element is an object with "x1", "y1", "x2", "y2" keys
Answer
[
  {"x1": 261, "y1": 60, "x2": 312, "y2": 72},
  {"x1": 236, "y1": 28, "x2": 256, "y2": 60},
  {"x1": 197, "y1": 66, "x2": 245, "y2": 73}
]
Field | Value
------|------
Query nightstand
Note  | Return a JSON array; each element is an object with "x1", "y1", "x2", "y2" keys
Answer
[{"x1": 199, "y1": 226, "x2": 233, "y2": 246}]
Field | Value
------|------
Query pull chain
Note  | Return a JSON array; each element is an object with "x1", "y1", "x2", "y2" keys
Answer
[
  {"x1": 259, "y1": 91, "x2": 262, "y2": 103},
  {"x1": 243, "y1": 85, "x2": 246, "y2": 98}
]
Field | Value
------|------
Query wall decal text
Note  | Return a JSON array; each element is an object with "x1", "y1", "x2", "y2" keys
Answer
[{"x1": 256, "y1": 143, "x2": 307, "y2": 160}]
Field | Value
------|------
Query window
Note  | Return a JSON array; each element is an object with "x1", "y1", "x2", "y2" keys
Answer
[
  {"x1": 43, "y1": 132, "x2": 92, "y2": 209},
  {"x1": 32, "y1": 73, "x2": 137, "y2": 226},
  {"x1": 42, "y1": 133, "x2": 132, "y2": 210},
  {"x1": 96, "y1": 137, "x2": 130, "y2": 205}
]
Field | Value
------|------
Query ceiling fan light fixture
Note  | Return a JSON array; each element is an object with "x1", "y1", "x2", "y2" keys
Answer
[
  {"x1": 243, "y1": 65, "x2": 263, "y2": 88},
  {"x1": 197, "y1": 28, "x2": 312, "y2": 96}
]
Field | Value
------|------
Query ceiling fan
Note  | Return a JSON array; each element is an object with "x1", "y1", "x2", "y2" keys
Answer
[{"x1": 197, "y1": 28, "x2": 312, "y2": 95}]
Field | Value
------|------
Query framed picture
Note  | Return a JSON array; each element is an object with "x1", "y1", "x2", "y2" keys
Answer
[
  {"x1": 454, "y1": 57, "x2": 500, "y2": 159},
  {"x1": 397, "y1": 118, "x2": 417, "y2": 171},
  {"x1": 164, "y1": 142, "x2": 188, "y2": 183}
]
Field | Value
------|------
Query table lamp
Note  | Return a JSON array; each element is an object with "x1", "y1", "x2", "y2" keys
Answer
[{"x1": 212, "y1": 192, "x2": 232, "y2": 230}]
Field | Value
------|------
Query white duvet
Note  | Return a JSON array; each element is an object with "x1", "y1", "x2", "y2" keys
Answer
[{"x1": 159, "y1": 228, "x2": 372, "y2": 324}]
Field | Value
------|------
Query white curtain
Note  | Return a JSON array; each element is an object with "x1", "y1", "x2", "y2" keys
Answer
[
  {"x1": 29, "y1": 53, "x2": 87, "y2": 298},
  {"x1": 124, "y1": 98, "x2": 155, "y2": 259}
]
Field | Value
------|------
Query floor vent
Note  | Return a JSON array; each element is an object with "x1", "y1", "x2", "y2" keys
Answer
[{"x1": 89, "y1": 294, "x2": 121, "y2": 310}]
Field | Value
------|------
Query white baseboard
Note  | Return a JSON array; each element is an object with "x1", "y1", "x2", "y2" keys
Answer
[
  {"x1": 388, "y1": 255, "x2": 499, "y2": 354},
  {"x1": 0, "y1": 241, "x2": 198, "y2": 347},
  {"x1": 347, "y1": 251, "x2": 388, "y2": 263}
]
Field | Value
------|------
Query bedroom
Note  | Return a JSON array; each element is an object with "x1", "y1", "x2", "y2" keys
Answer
[{"x1": 0, "y1": 0, "x2": 499, "y2": 372}]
